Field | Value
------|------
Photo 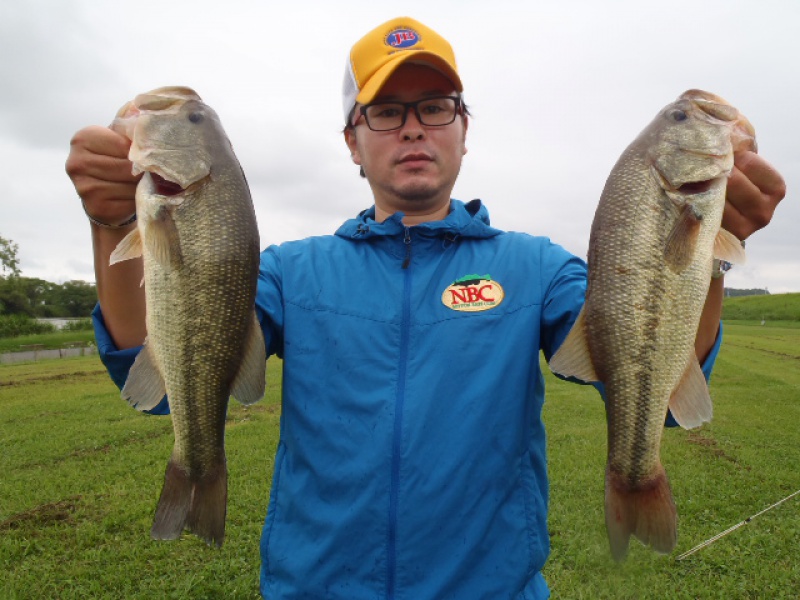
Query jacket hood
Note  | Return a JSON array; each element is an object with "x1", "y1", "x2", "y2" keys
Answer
[{"x1": 335, "y1": 199, "x2": 503, "y2": 241}]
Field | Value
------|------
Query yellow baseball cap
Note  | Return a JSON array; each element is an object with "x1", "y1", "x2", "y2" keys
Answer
[{"x1": 342, "y1": 17, "x2": 463, "y2": 123}]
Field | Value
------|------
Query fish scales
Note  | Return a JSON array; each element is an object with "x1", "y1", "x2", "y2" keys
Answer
[
  {"x1": 109, "y1": 87, "x2": 266, "y2": 547},
  {"x1": 146, "y1": 167, "x2": 256, "y2": 468},
  {"x1": 590, "y1": 144, "x2": 718, "y2": 484},
  {"x1": 550, "y1": 90, "x2": 754, "y2": 560}
]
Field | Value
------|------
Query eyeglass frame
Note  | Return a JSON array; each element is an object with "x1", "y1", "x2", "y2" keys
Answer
[{"x1": 352, "y1": 95, "x2": 465, "y2": 132}]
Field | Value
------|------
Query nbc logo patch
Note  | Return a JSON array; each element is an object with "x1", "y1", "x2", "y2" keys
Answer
[{"x1": 442, "y1": 274, "x2": 505, "y2": 312}]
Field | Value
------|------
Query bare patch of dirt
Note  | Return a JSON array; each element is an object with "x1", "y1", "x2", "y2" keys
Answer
[
  {"x1": 0, "y1": 496, "x2": 82, "y2": 530},
  {"x1": 686, "y1": 431, "x2": 750, "y2": 470}
]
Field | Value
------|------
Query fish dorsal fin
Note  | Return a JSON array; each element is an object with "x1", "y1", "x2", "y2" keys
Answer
[
  {"x1": 714, "y1": 228, "x2": 747, "y2": 265},
  {"x1": 664, "y1": 205, "x2": 702, "y2": 273},
  {"x1": 549, "y1": 307, "x2": 599, "y2": 383},
  {"x1": 109, "y1": 227, "x2": 143, "y2": 265},
  {"x1": 147, "y1": 208, "x2": 183, "y2": 270},
  {"x1": 230, "y1": 312, "x2": 267, "y2": 405},
  {"x1": 121, "y1": 340, "x2": 167, "y2": 411},
  {"x1": 668, "y1": 356, "x2": 713, "y2": 429}
]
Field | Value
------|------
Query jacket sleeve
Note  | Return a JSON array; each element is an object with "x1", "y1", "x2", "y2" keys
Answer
[
  {"x1": 533, "y1": 241, "x2": 723, "y2": 427},
  {"x1": 255, "y1": 245, "x2": 285, "y2": 359},
  {"x1": 537, "y1": 239, "x2": 588, "y2": 362},
  {"x1": 91, "y1": 247, "x2": 285, "y2": 415},
  {"x1": 91, "y1": 303, "x2": 170, "y2": 415}
]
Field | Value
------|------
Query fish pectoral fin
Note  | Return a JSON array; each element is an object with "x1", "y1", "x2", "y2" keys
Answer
[
  {"x1": 549, "y1": 307, "x2": 599, "y2": 383},
  {"x1": 714, "y1": 228, "x2": 747, "y2": 265},
  {"x1": 109, "y1": 228, "x2": 143, "y2": 265},
  {"x1": 230, "y1": 312, "x2": 266, "y2": 405},
  {"x1": 664, "y1": 204, "x2": 702, "y2": 273},
  {"x1": 147, "y1": 208, "x2": 183, "y2": 270},
  {"x1": 668, "y1": 357, "x2": 713, "y2": 429},
  {"x1": 121, "y1": 340, "x2": 167, "y2": 411}
]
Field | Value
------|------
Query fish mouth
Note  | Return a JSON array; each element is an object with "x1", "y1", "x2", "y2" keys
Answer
[
  {"x1": 682, "y1": 148, "x2": 727, "y2": 160},
  {"x1": 677, "y1": 179, "x2": 718, "y2": 195},
  {"x1": 653, "y1": 163, "x2": 727, "y2": 196},
  {"x1": 150, "y1": 172, "x2": 186, "y2": 197}
]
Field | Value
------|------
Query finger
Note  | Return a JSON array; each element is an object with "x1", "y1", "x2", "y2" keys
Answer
[
  {"x1": 66, "y1": 126, "x2": 139, "y2": 185},
  {"x1": 720, "y1": 190, "x2": 754, "y2": 241},
  {"x1": 733, "y1": 151, "x2": 786, "y2": 202},
  {"x1": 76, "y1": 178, "x2": 139, "y2": 206},
  {"x1": 71, "y1": 125, "x2": 131, "y2": 159},
  {"x1": 80, "y1": 153, "x2": 139, "y2": 184},
  {"x1": 723, "y1": 159, "x2": 784, "y2": 240}
]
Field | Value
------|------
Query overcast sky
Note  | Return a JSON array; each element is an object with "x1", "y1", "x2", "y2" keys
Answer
[{"x1": 2, "y1": 0, "x2": 797, "y2": 293}]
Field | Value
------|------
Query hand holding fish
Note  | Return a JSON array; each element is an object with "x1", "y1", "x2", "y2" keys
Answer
[
  {"x1": 695, "y1": 151, "x2": 786, "y2": 356},
  {"x1": 66, "y1": 125, "x2": 140, "y2": 227},
  {"x1": 66, "y1": 125, "x2": 147, "y2": 349},
  {"x1": 724, "y1": 150, "x2": 786, "y2": 241}
]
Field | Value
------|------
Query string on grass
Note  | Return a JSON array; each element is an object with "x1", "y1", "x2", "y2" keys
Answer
[{"x1": 677, "y1": 488, "x2": 800, "y2": 560}]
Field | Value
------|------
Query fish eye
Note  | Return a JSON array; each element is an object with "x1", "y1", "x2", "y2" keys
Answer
[
  {"x1": 188, "y1": 112, "x2": 204, "y2": 123},
  {"x1": 669, "y1": 109, "x2": 688, "y2": 122}
]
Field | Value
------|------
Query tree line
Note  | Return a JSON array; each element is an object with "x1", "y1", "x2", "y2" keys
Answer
[{"x1": 1, "y1": 235, "x2": 97, "y2": 318}]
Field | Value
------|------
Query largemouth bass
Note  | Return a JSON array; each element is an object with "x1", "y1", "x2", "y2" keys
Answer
[
  {"x1": 109, "y1": 86, "x2": 266, "y2": 547},
  {"x1": 550, "y1": 90, "x2": 754, "y2": 560}
]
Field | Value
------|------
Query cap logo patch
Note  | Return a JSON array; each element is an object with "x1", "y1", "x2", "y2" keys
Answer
[
  {"x1": 386, "y1": 28, "x2": 420, "y2": 49},
  {"x1": 442, "y1": 274, "x2": 505, "y2": 313}
]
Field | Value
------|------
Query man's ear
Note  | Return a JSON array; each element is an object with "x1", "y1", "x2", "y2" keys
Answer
[
  {"x1": 462, "y1": 115, "x2": 469, "y2": 156},
  {"x1": 344, "y1": 129, "x2": 361, "y2": 166}
]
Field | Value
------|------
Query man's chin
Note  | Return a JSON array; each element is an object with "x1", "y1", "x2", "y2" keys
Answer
[{"x1": 392, "y1": 181, "x2": 443, "y2": 203}]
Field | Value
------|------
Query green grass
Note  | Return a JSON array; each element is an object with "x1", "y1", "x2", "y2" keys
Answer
[
  {"x1": 2, "y1": 323, "x2": 799, "y2": 598},
  {"x1": 542, "y1": 321, "x2": 800, "y2": 598},
  {"x1": 1, "y1": 356, "x2": 282, "y2": 599},
  {"x1": 0, "y1": 329, "x2": 96, "y2": 353},
  {"x1": 722, "y1": 292, "x2": 800, "y2": 322}
]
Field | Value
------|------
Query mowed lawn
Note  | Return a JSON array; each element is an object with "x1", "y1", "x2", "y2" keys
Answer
[
  {"x1": 2, "y1": 322, "x2": 798, "y2": 598},
  {"x1": 543, "y1": 321, "x2": 800, "y2": 598},
  {"x1": 1, "y1": 358, "x2": 282, "y2": 599}
]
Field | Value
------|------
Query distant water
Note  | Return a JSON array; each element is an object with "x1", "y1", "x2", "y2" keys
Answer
[{"x1": 35, "y1": 318, "x2": 85, "y2": 330}]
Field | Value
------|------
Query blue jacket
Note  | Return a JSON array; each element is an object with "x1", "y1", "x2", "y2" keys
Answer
[
  {"x1": 93, "y1": 199, "x2": 720, "y2": 599},
  {"x1": 255, "y1": 199, "x2": 584, "y2": 599}
]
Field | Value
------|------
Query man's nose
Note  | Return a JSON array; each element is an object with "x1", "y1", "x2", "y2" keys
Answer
[{"x1": 400, "y1": 106, "x2": 425, "y2": 140}]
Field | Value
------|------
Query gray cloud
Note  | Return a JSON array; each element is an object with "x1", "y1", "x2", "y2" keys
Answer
[
  {"x1": 0, "y1": 3, "x2": 125, "y2": 150},
  {"x1": 2, "y1": 0, "x2": 798, "y2": 292}
]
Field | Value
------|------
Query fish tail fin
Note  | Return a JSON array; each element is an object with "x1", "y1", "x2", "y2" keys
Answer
[
  {"x1": 186, "y1": 458, "x2": 227, "y2": 547},
  {"x1": 151, "y1": 458, "x2": 192, "y2": 541},
  {"x1": 151, "y1": 455, "x2": 227, "y2": 547},
  {"x1": 605, "y1": 463, "x2": 677, "y2": 561}
]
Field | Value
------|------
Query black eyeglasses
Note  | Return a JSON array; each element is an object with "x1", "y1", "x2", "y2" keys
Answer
[{"x1": 357, "y1": 96, "x2": 463, "y2": 132}]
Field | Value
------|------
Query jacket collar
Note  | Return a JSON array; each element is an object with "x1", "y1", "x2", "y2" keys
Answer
[{"x1": 335, "y1": 199, "x2": 502, "y2": 240}]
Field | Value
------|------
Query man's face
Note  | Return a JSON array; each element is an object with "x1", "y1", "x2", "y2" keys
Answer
[{"x1": 345, "y1": 63, "x2": 468, "y2": 220}]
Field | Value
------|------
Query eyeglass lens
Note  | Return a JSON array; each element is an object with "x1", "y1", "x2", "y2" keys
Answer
[{"x1": 363, "y1": 97, "x2": 459, "y2": 131}]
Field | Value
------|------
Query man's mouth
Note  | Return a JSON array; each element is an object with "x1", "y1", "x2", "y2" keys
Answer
[{"x1": 398, "y1": 153, "x2": 433, "y2": 166}]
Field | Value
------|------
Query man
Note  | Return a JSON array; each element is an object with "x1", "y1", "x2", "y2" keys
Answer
[{"x1": 66, "y1": 16, "x2": 784, "y2": 600}]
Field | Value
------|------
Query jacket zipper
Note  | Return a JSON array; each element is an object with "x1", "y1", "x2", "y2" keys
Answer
[
  {"x1": 401, "y1": 226, "x2": 412, "y2": 269},
  {"x1": 388, "y1": 226, "x2": 412, "y2": 599}
]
